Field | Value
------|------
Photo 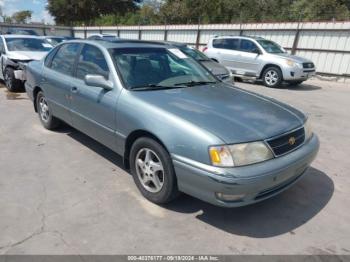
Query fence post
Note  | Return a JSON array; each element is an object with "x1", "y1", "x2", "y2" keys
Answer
[
  {"x1": 84, "y1": 27, "x2": 87, "y2": 39},
  {"x1": 195, "y1": 17, "x2": 201, "y2": 49},
  {"x1": 164, "y1": 19, "x2": 168, "y2": 41},
  {"x1": 291, "y1": 15, "x2": 302, "y2": 55},
  {"x1": 138, "y1": 25, "x2": 142, "y2": 40}
]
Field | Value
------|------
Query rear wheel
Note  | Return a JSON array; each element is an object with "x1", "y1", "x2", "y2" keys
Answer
[
  {"x1": 130, "y1": 137, "x2": 179, "y2": 204},
  {"x1": 36, "y1": 91, "x2": 60, "y2": 130},
  {"x1": 4, "y1": 67, "x2": 23, "y2": 92},
  {"x1": 262, "y1": 66, "x2": 282, "y2": 88}
]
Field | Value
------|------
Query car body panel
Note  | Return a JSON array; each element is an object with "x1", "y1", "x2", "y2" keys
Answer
[{"x1": 25, "y1": 39, "x2": 319, "y2": 207}]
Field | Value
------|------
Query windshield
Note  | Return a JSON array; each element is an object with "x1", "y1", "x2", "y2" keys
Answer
[
  {"x1": 179, "y1": 46, "x2": 210, "y2": 61},
  {"x1": 257, "y1": 40, "x2": 285, "y2": 54},
  {"x1": 5, "y1": 38, "x2": 52, "y2": 52},
  {"x1": 110, "y1": 47, "x2": 217, "y2": 90}
]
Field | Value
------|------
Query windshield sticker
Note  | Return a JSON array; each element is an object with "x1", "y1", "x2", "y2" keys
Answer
[
  {"x1": 168, "y1": 48, "x2": 188, "y2": 59},
  {"x1": 42, "y1": 43, "x2": 52, "y2": 48}
]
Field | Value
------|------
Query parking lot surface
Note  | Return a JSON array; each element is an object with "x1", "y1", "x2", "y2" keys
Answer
[{"x1": 0, "y1": 79, "x2": 349, "y2": 255}]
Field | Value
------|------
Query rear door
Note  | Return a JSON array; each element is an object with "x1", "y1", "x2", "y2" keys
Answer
[
  {"x1": 41, "y1": 43, "x2": 81, "y2": 125},
  {"x1": 235, "y1": 39, "x2": 262, "y2": 77},
  {"x1": 70, "y1": 44, "x2": 119, "y2": 151},
  {"x1": 212, "y1": 38, "x2": 241, "y2": 73}
]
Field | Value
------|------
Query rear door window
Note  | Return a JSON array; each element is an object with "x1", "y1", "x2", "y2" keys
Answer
[
  {"x1": 213, "y1": 38, "x2": 239, "y2": 50},
  {"x1": 50, "y1": 43, "x2": 80, "y2": 75}
]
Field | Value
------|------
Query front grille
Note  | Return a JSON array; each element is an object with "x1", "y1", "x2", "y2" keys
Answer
[
  {"x1": 302, "y1": 62, "x2": 314, "y2": 69},
  {"x1": 267, "y1": 127, "x2": 305, "y2": 156}
]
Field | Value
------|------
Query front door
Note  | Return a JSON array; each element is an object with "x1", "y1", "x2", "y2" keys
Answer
[
  {"x1": 235, "y1": 39, "x2": 262, "y2": 77},
  {"x1": 70, "y1": 44, "x2": 119, "y2": 151}
]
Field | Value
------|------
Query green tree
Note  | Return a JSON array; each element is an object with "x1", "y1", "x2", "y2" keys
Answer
[
  {"x1": 47, "y1": 0, "x2": 142, "y2": 25},
  {"x1": 11, "y1": 10, "x2": 32, "y2": 24},
  {"x1": 291, "y1": 0, "x2": 350, "y2": 21}
]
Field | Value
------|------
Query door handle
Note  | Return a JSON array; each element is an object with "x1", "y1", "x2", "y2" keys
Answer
[{"x1": 71, "y1": 86, "x2": 78, "y2": 93}]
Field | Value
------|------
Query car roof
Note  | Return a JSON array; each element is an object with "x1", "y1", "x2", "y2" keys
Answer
[
  {"x1": 66, "y1": 39, "x2": 183, "y2": 49},
  {"x1": 213, "y1": 35, "x2": 265, "y2": 41},
  {"x1": 1, "y1": 34, "x2": 42, "y2": 39},
  {"x1": 41, "y1": 36, "x2": 65, "y2": 38}
]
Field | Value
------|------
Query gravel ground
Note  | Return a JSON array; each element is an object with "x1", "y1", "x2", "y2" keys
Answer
[{"x1": 0, "y1": 78, "x2": 349, "y2": 255}]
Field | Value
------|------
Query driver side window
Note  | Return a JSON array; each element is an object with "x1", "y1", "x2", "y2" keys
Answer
[
  {"x1": 76, "y1": 44, "x2": 109, "y2": 80},
  {"x1": 240, "y1": 39, "x2": 259, "y2": 53}
]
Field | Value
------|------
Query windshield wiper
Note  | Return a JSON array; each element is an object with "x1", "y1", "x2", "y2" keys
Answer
[
  {"x1": 129, "y1": 84, "x2": 186, "y2": 91},
  {"x1": 174, "y1": 81, "x2": 217, "y2": 87}
]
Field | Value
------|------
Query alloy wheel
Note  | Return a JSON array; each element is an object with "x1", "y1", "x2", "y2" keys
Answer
[
  {"x1": 265, "y1": 69, "x2": 279, "y2": 86},
  {"x1": 5, "y1": 71, "x2": 12, "y2": 89},
  {"x1": 135, "y1": 148, "x2": 164, "y2": 193},
  {"x1": 39, "y1": 96, "x2": 50, "y2": 123}
]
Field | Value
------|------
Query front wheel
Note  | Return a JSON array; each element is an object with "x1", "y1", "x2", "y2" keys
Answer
[
  {"x1": 4, "y1": 67, "x2": 23, "y2": 92},
  {"x1": 130, "y1": 137, "x2": 179, "y2": 204},
  {"x1": 36, "y1": 91, "x2": 61, "y2": 130},
  {"x1": 262, "y1": 66, "x2": 283, "y2": 88}
]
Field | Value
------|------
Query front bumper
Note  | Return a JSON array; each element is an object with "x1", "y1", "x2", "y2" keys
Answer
[
  {"x1": 172, "y1": 134, "x2": 319, "y2": 207},
  {"x1": 282, "y1": 66, "x2": 316, "y2": 81},
  {"x1": 14, "y1": 62, "x2": 27, "y2": 81}
]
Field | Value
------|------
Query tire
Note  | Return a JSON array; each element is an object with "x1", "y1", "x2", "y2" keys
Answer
[
  {"x1": 262, "y1": 66, "x2": 283, "y2": 88},
  {"x1": 4, "y1": 67, "x2": 23, "y2": 92},
  {"x1": 130, "y1": 137, "x2": 179, "y2": 204},
  {"x1": 36, "y1": 91, "x2": 60, "y2": 130}
]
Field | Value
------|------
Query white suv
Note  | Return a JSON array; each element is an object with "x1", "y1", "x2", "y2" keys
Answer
[{"x1": 203, "y1": 36, "x2": 316, "y2": 88}]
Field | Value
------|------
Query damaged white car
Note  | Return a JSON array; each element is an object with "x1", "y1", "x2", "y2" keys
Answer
[{"x1": 0, "y1": 35, "x2": 52, "y2": 91}]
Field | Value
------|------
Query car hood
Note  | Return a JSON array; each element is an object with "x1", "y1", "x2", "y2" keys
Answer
[
  {"x1": 6, "y1": 51, "x2": 47, "y2": 61},
  {"x1": 274, "y1": 53, "x2": 312, "y2": 63},
  {"x1": 200, "y1": 60, "x2": 230, "y2": 76},
  {"x1": 133, "y1": 83, "x2": 306, "y2": 144}
]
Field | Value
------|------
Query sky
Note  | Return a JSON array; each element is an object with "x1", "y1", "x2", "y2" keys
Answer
[{"x1": 0, "y1": 0, "x2": 54, "y2": 24}]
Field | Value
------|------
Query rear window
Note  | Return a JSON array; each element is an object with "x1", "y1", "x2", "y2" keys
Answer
[{"x1": 213, "y1": 38, "x2": 239, "y2": 50}]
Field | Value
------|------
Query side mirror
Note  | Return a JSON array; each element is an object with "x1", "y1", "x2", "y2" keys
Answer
[
  {"x1": 253, "y1": 48, "x2": 261, "y2": 55},
  {"x1": 84, "y1": 74, "x2": 113, "y2": 90}
]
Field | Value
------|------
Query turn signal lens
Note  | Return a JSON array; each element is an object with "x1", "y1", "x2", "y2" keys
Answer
[
  {"x1": 209, "y1": 146, "x2": 234, "y2": 167},
  {"x1": 286, "y1": 59, "x2": 296, "y2": 67}
]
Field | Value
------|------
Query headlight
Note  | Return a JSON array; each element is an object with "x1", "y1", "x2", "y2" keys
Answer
[
  {"x1": 304, "y1": 119, "x2": 313, "y2": 141},
  {"x1": 286, "y1": 59, "x2": 296, "y2": 67},
  {"x1": 209, "y1": 141, "x2": 274, "y2": 167}
]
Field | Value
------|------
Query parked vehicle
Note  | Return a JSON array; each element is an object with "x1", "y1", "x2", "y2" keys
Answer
[
  {"x1": 0, "y1": 35, "x2": 53, "y2": 91},
  {"x1": 25, "y1": 40, "x2": 319, "y2": 207},
  {"x1": 6, "y1": 28, "x2": 39, "y2": 36},
  {"x1": 162, "y1": 42, "x2": 233, "y2": 83},
  {"x1": 87, "y1": 34, "x2": 119, "y2": 41},
  {"x1": 203, "y1": 36, "x2": 316, "y2": 88}
]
